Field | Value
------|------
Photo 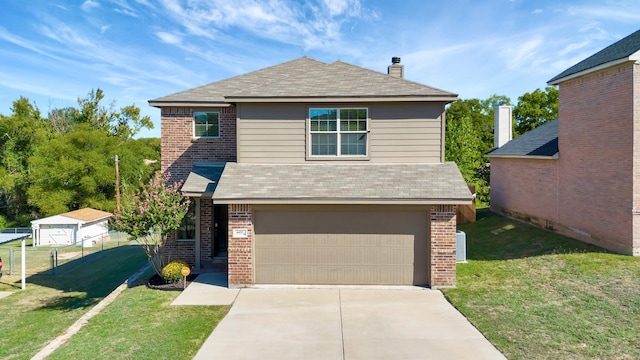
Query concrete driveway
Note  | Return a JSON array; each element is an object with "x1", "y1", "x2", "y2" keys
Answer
[{"x1": 193, "y1": 287, "x2": 505, "y2": 360}]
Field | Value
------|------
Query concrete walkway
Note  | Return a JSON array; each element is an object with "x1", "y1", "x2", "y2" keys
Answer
[
  {"x1": 186, "y1": 286, "x2": 506, "y2": 360},
  {"x1": 171, "y1": 272, "x2": 239, "y2": 306}
]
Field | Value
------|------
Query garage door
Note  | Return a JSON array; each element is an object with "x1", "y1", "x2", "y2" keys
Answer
[
  {"x1": 40, "y1": 225, "x2": 75, "y2": 246},
  {"x1": 254, "y1": 208, "x2": 428, "y2": 285}
]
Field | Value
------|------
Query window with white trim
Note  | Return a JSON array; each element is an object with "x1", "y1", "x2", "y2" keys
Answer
[
  {"x1": 194, "y1": 112, "x2": 220, "y2": 138},
  {"x1": 309, "y1": 108, "x2": 368, "y2": 156}
]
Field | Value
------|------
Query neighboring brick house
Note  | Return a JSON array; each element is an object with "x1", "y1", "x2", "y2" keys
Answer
[
  {"x1": 149, "y1": 57, "x2": 472, "y2": 288},
  {"x1": 488, "y1": 29, "x2": 640, "y2": 256}
]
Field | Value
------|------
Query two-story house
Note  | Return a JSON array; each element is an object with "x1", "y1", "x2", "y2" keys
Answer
[
  {"x1": 149, "y1": 57, "x2": 472, "y2": 288},
  {"x1": 488, "y1": 29, "x2": 640, "y2": 256}
]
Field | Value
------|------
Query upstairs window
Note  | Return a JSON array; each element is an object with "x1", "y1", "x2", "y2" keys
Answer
[
  {"x1": 309, "y1": 108, "x2": 368, "y2": 156},
  {"x1": 194, "y1": 112, "x2": 220, "y2": 138}
]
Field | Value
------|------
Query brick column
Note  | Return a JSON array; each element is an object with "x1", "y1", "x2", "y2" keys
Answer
[
  {"x1": 228, "y1": 204, "x2": 253, "y2": 288},
  {"x1": 430, "y1": 205, "x2": 457, "y2": 288}
]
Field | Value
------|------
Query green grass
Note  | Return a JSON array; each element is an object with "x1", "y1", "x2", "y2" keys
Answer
[
  {"x1": 0, "y1": 234, "x2": 134, "y2": 276},
  {"x1": 443, "y1": 210, "x2": 640, "y2": 359},
  {"x1": 48, "y1": 272, "x2": 230, "y2": 360},
  {"x1": 0, "y1": 245, "x2": 148, "y2": 360}
]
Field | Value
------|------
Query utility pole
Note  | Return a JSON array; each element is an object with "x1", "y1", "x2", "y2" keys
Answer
[{"x1": 115, "y1": 154, "x2": 121, "y2": 211}]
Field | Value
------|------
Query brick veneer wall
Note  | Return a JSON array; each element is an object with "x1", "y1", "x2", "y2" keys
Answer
[
  {"x1": 200, "y1": 199, "x2": 213, "y2": 263},
  {"x1": 558, "y1": 62, "x2": 635, "y2": 254},
  {"x1": 490, "y1": 157, "x2": 559, "y2": 223},
  {"x1": 160, "y1": 106, "x2": 237, "y2": 266},
  {"x1": 491, "y1": 62, "x2": 640, "y2": 256},
  {"x1": 160, "y1": 106, "x2": 237, "y2": 183},
  {"x1": 429, "y1": 205, "x2": 457, "y2": 288},
  {"x1": 228, "y1": 204, "x2": 253, "y2": 287},
  {"x1": 633, "y1": 64, "x2": 640, "y2": 255}
]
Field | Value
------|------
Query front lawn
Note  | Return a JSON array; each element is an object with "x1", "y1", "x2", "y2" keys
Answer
[
  {"x1": 0, "y1": 244, "x2": 148, "y2": 359},
  {"x1": 47, "y1": 271, "x2": 229, "y2": 360},
  {"x1": 444, "y1": 210, "x2": 640, "y2": 359}
]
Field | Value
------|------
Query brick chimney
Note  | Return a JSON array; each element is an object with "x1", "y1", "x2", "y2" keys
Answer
[
  {"x1": 494, "y1": 104, "x2": 513, "y2": 148},
  {"x1": 387, "y1": 57, "x2": 404, "y2": 78}
]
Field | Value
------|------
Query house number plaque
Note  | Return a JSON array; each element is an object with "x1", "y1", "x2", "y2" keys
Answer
[{"x1": 232, "y1": 229, "x2": 248, "y2": 238}]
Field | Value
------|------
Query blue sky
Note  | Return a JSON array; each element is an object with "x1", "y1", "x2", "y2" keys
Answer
[{"x1": 1, "y1": 0, "x2": 639, "y2": 138}]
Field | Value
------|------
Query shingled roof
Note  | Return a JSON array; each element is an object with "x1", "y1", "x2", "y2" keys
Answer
[
  {"x1": 548, "y1": 29, "x2": 640, "y2": 84},
  {"x1": 486, "y1": 119, "x2": 558, "y2": 158},
  {"x1": 149, "y1": 57, "x2": 457, "y2": 106},
  {"x1": 211, "y1": 162, "x2": 472, "y2": 205}
]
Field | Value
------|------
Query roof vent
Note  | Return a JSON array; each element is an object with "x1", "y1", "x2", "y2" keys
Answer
[{"x1": 388, "y1": 56, "x2": 404, "y2": 78}]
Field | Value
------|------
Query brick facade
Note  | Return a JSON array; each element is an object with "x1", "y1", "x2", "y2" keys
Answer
[
  {"x1": 491, "y1": 62, "x2": 640, "y2": 256},
  {"x1": 490, "y1": 157, "x2": 559, "y2": 223},
  {"x1": 429, "y1": 205, "x2": 457, "y2": 288},
  {"x1": 228, "y1": 204, "x2": 253, "y2": 287},
  {"x1": 161, "y1": 106, "x2": 237, "y2": 183},
  {"x1": 161, "y1": 106, "x2": 237, "y2": 267}
]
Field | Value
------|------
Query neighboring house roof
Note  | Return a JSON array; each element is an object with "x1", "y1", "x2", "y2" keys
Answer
[
  {"x1": 486, "y1": 119, "x2": 558, "y2": 159},
  {"x1": 148, "y1": 57, "x2": 458, "y2": 106},
  {"x1": 62, "y1": 208, "x2": 112, "y2": 222},
  {"x1": 31, "y1": 208, "x2": 112, "y2": 225},
  {"x1": 211, "y1": 162, "x2": 472, "y2": 205},
  {"x1": 549, "y1": 29, "x2": 640, "y2": 84}
]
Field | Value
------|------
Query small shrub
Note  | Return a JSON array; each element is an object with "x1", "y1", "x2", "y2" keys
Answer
[{"x1": 161, "y1": 260, "x2": 190, "y2": 283}]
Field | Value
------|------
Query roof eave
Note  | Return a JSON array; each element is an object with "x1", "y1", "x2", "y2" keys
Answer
[
  {"x1": 548, "y1": 55, "x2": 639, "y2": 85},
  {"x1": 486, "y1": 153, "x2": 558, "y2": 160},
  {"x1": 223, "y1": 95, "x2": 459, "y2": 103},
  {"x1": 148, "y1": 100, "x2": 231, "y2": 108},
  {"x1": 211, "y1": 198, "x2": 473, "y2": 205}
]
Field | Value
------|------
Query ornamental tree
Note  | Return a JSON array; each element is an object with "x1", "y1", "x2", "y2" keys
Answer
[{"x1": 112, "y1": 171, "x2": 190, "y2": 276}]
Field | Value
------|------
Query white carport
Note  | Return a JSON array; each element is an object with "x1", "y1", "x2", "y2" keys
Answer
[{"x1": 31, "y1": 208, "x2": 112, "y2": 247}]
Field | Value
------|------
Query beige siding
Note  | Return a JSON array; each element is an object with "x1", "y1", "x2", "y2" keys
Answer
[
  {"x1": 253, "y1": 205, "x2": 429, "y2": 285},
  {"x1": 237, "y1": 103, "x2": 307, "y2": 163},
  {"x1": 237, "y1": 102, "x2": 445, "y2": 163},
  {"x1": 369, "y1": 103, "x2": 443, "y2": 163}
]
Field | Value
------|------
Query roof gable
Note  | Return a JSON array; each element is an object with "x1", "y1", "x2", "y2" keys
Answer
[
  {"x1": 549, "y1": 29, "x2": 640, "y2": 84},
  {"x1": 486, "y1": 119, "x2": 558, "y2": 158},
  {"x1": 149, "y1": 57, "x2": 457, "y2": 105}
]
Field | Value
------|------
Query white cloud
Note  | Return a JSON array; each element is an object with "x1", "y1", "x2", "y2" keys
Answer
[
  {"x1": 532, "y1": 9, "x2": 543, "y2": 15},
  {"x1": 100, "y1": 25, "x2": 111, "y2": 34},
  {"x1": 156, "y1": 31, "x2": 182, "y2": 45},
  {"x1": 500, "y1": 37, "x2": 543, "y2": 70},
  {"x1": 81, "y1": 0, "x2": 100, "y2": 12},
  {"x1": 567, "y1": 4, "x2": 640, "y2": 22},
  {"x1": 321, "y1": 0, "x2": 361, "y2": 16},
  {"x1": 156, "y1": 0, "x2": 368, "y2": 51}
]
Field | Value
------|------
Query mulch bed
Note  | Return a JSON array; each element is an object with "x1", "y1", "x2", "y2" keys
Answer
[{"x1": 147, "y1": 273, "x2": 199, "y2": 291}]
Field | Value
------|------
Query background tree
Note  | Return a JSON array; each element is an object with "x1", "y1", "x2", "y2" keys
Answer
[
  {"x1": 445, "y1": 95, "x2": 511, "y2": 205},
  {"x1": 513, "y1": 86, "x2": 558, "y2": 136},
  {"x1": 0, "y1": 98, "x2": 51, "y2": 224},
  {"x1": 112, "y1": 172, "x2": 190, "y2": 276},
  {"x1": 0, "y1": 89, "x2": 159, "y2": 226}
]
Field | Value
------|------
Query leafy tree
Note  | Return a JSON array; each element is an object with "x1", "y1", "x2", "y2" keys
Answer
[
  {"x1": 0, "y1": 98, "x2": 51, "y2": 223},
  {"x1": 26, "y1": 125, "x2": 120, "y2": 215},
  {"x1": 112, "y1": 171, "x2": 190, "y2": 277},
  {"x1": 0, "y1": 89, "x2": 159, "y2": 221},
  {"x1": 67, "y1": 89, "x2": 154, "y2": 139},
  {"x1": 446, "y1": 95, "x2": 510, "y2": 205},
  {"x1": 513, "y1": 86, "x2": 558, "y2": 136}
]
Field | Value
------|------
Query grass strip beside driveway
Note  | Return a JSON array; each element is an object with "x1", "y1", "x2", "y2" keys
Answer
[
  {"x1": 0, "y1": 245, "x2": 148, "y2": 360},
  {"x1": 443, "y1": 210, "x2": 640, "y2": 359},
  {"x1": 47, "y1": 273, "x2": 230, "y2": 360}
]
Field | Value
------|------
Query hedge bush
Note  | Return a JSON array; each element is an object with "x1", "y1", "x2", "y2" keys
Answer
[{"x1": 161, "y1": 260, "x2": 190, "y2": 283}]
